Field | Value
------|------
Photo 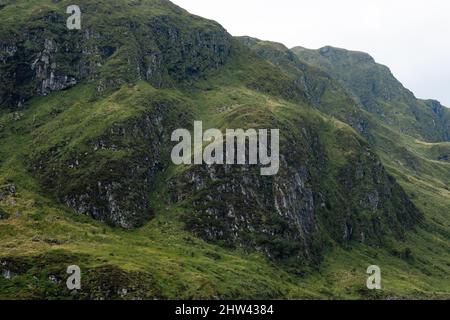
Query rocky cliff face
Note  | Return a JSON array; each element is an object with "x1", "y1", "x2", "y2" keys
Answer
[
  {"x1": 32, "y1": 110, "x2": 166, "y2": 228},
  {"x1": 426, "y1": 100, "x2": 450, "y2": 141},
  {"x1": 0, "y1": 0, "x2": 423, "y2": 263},
  {"x1": 169, "y1": 158, "x2": 322, "y2": 262},
  {"x1": 292, "y1": 46, "x2": 450, "y2": 142},
  {"x1": 1, "y1": 0, "x2": 231, "y2": 228},
  {"x1": 29, "y1": 90, "x2": 193, "y2": 228},
  {"x1": 0, "y1": 0, "x2": 232, "y2": 109},
  {"x1": 169, "y1": 114, "x2": 421, "y2": 263}
]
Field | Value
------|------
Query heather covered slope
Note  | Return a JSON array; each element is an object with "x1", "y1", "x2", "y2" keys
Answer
[{"x1": 0, "y1": 0, "x2": 448, "y2": 299}]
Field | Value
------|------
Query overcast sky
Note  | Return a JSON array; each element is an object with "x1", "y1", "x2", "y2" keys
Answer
[{"x1": 171, "y1": 0, "x2": 450, "y2": 107}]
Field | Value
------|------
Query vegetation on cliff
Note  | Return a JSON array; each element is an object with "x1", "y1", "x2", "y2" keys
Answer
[{"x1": 0, "y1": 0, "x2": 448, "y2": 299}]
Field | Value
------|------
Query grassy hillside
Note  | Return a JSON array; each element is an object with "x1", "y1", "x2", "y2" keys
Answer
[
  {"x1": 0, "y1": 0, "x2": 448, "y2": 299},
  {"x1": 239, "y1": 38, "x2": 450, "y2": 297},
  {"x1": 1, "y1": 79, "x2": 448, "y2": 300},
  {"x1": 292, "y1": 46, "x2": 450, "y2": 142}
]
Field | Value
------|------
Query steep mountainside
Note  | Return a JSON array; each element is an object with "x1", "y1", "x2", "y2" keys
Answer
[
  {"x1": 0, "y1": 0, "x2": 448, "y2": 299},
  {"x1": 292, "y1": 46, "x2": 450, "y2": 142},
  {"x1": 240, "y1": 36, "x2": 450, "y2": 296},
  {"x1": 0, "y1": 0, "x2": 232, "y2": 109}
]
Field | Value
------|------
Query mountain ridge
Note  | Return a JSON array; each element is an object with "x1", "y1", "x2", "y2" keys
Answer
[{"x1": 0, "y1": 0, "x2": 448, "y2": 299}]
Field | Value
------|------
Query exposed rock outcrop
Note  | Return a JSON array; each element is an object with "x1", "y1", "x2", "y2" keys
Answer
[
  {"x1": 30, "y1": 96, "x2": 191, "y2": 228},
  {"x1": 169, "y1": 119, "x2": 422, "y2": 262},
  {"x1": 0, "y1": 1, "x2": 232, "y2": 109}
]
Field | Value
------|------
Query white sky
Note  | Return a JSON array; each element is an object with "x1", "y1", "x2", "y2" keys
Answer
[{"x1": 171, "y1": 0, "x2": 450, "y2": 107}]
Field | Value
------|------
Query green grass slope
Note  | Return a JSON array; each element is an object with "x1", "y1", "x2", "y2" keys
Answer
[
  {"x1": 238, "y1": 38, "x2": 449, "y2": 297},
  {"x1": 0, "y1": 0, "x2": 448, "y2": 300},
  {"x1": 292, "y1": 46, "x2": 450, "y2": 142},
  {"x1": 1, "y1": 80, "x2": 447, "y2": 300}
]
